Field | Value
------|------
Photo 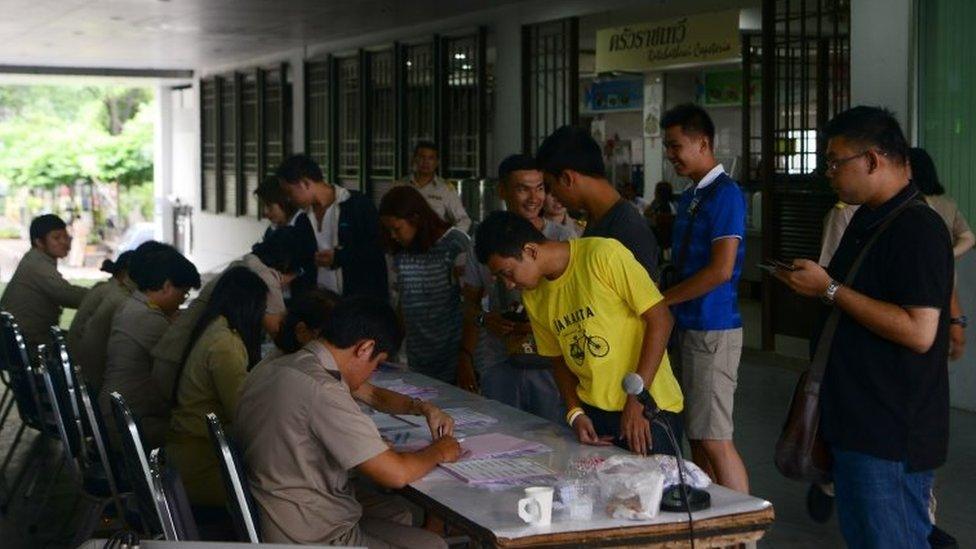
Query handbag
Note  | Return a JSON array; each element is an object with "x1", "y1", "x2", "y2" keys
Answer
[{"x1": 774, "y1": 193, "x2": 922, "y2": 483}]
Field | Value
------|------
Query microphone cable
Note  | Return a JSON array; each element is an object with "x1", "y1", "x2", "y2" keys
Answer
[{"x1": 653, "y1": 414, "x2": 696, "y2": 549}]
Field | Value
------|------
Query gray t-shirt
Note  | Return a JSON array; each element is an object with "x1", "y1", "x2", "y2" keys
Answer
[
  {"x1": 584, "y1": 199, "x2": 660, "y2": 281},
  {"x1": 463, "y1": 219, "x2": 575, "y2": 368}
]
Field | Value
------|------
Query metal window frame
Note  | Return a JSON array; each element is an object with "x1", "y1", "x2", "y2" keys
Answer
[{"x1": 521, "y1": 17, "x2": 580, "y2": 155}]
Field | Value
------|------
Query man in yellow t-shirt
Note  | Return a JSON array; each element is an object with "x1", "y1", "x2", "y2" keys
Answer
[{"x1": 474, "y1": 211, "x2": 683, "y2": 456}]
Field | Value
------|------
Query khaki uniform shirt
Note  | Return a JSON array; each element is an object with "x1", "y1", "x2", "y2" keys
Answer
[
  {"x1": 166, "y1": 316, "x2": 248, "y2": 506},
  {"x1": 151, "y1": 254, "x2": 285, "y2": 399},
  {"x1": 396, "y1": 175, "x2": 471, "y2": 232},
  {"x1": 235, "y1": 341, "x2": 388, "y2": 544},
  {"x1": 0, "y1": 248, "x2": 88, "y2": 350},
  {"x1": 67, "y1": 277, "x2": 134, "y2": 393},
  {"x1": 99, "y1": 291, "x2": 172, "y2": 450}
]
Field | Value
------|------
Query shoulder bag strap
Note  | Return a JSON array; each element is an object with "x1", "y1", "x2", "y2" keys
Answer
[
  {"x1": 674, "y1": 179, "x2": 723, "y2": 275},
  {"x1": 807, "y1": 192, "x2": 922, "y2": 382}
]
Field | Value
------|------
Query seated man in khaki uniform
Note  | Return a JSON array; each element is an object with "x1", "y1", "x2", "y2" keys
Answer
[
  {"x1": 67, "y1": 250, "x2": 136, "y2": 393},
  {"x1": 150, "y1": 227, "x2": 301, "y2": 400},
  {"x1": 99, "y1": 242, "x2": 201, "y2": 450},
  {"x1": 236, "y1": 296, "x2": 461, "y2": 548},
  {"x1": 1, "y1": 214, "x2": 88, "y2": 352}
]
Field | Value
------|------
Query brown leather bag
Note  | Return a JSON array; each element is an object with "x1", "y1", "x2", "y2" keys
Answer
[{"x1": 774, "y1": 194, "x2": 922, "y2": 483}]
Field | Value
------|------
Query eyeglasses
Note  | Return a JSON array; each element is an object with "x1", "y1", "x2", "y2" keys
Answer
[
  {"x1": 822, "y1": 149, "x2": 887, "y2": 174},
  {"x1": 822, "y1": 151, "x2": 870, "y2": 174}
]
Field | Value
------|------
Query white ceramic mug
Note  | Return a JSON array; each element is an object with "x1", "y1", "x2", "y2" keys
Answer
[{"x1": 517, "y1": 486, "x2": 554, "y2": 526}]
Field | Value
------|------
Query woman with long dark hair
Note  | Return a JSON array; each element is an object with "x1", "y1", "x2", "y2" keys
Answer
[
  {"x1": 379, "y1": 185, "x2": 471, "y2": 384},
  {"x1": 166, "y1": 266, "x2": 268, "y2": 507}
]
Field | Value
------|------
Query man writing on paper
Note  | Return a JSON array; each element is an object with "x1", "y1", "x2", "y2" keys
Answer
[
  {"x1": 237, "y1": 296, "x2": 460, "y2": 547},
  {"x1": 474, "y1": 211, "x2": 683, "y2": 456}
]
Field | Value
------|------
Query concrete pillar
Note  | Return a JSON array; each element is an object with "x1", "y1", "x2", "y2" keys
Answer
[
  {"x1": 642, "y1": 72, "x2": 665, "y2": 200},
  {"x1": 153, "y1": 84, "x2": 174, "y2": 244},
  {"x1": 850, "y1": 0, "x2": 913, "y2": 131},
  {"x1": 492, "y1": 17, "x2": 522, "y2": 173}
]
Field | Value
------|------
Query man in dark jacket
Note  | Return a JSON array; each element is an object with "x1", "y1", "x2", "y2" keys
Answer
[{"x1": 276, "y1": 155, "x2": 389, "y2": 303}]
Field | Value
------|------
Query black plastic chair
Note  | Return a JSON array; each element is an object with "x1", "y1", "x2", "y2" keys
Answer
[
  {"x1": 109, "y1": 391, "x2": 165, "y2": 537},
  {"x1": 205, "y1": 412, "x2": 260, "y2": 542},
  {"x1": 148, "y1": 448, "x2": 200, "y2": 541},
  {"x1": 43, "y1": 327, "x2": 128, "y2": 538},
  {"x1": 0, "y1": 312, "x2": 60, "y2": 509}
]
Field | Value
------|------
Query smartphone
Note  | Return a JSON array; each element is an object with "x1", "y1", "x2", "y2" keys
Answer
[{"x1": 757, "y1": 259, "x2": 798, "y2": 273}]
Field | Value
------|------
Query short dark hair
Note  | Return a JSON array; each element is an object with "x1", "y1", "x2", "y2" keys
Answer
[
  {"x1": 322, "y1": 295, "x2": 403, "y2": 359},
  {"x1": 100, "y1": 250, "x2": 135, "y2": 276},
  {"x1": 413, "y1": 141, "x2": 439, "y2": 156},
  {"x1": 535, "y1": 126, "x2": 606, "y2": 179},
  {"x1": 128, "y1": 241, "x2": 201, "y2": 292},
  {"x1": 251, "y1": 226, "x2": 301, "y2": 273},
  {"x1": 378, "y1": 186, "x2": 449, "y2": 254},
  {"x1": 29, "y1": 214, "x2": 67, "y2": 244},
  {"x1": 498, "y1": 154, "x2": 539, "y2": 186},
  {"x1": 255, "y1": 175, "x2": 297, "y2": 215},
  {"x1": 474, "y1": 211, "x2": 546, "y2": 264},
  {"x1": 909, "y1": 147, "x2": 945, "y2": 196},
  {"x1": 275, "y1": 154, "x2": 325, "y2": 184},
  {"x1": 660, "y1": 103, "x2": 716, "y2": 146},
  {"x1": 275, "y1": 289, "x2": 339, "y2": 353},
  {"x1": 823, "y1": 106, "x2": 909, "y2": 165}
]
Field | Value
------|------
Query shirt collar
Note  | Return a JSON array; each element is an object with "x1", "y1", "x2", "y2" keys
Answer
[
  {"x1": 854, "y1": 182, "x2": 920, "y2": 232},
  {"x1": 287, "y1": 210, "x2": 304, "y2": 226},
  {"x1": 133, "y1": 290, "x2": 162, "y2": 312},
  {"x1": 303, "y1": 340, "x2": 342, "y2": 378},
  {"x1": 27, "y1": 247, "x2": 57, "y2": 266},
  {"x1": 695, "y1": 164, "x2": 726, "y2": 190},
  {"x1": 412, "y1": 174, "x2": 444, "y2": 188}
]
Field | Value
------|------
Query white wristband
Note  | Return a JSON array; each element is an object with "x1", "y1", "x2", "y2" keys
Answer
[{"x1": 567, "y1": 409, "x2": 585, "y2": 427}]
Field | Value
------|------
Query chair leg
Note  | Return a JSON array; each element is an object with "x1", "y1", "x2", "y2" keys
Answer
[
  {"x1": 26, "y1": 455, "x2": 65, "y2": 533},
  {"x1": 0, "y1": 387, "x2": 12, "y2": 430},
  {"x1": 0, "y1": 421, "x2": 26, "y2": 479},
  {"x1": 0, "y1": 425, "x2": 36, "y2": 513},
  {"x1": 68, "y1": 495, "x2": 111, "y2": 548}
]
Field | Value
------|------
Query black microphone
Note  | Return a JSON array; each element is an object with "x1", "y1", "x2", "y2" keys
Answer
[{"x1": 623, "y1": 373, "x2": 660, "y2": 419}]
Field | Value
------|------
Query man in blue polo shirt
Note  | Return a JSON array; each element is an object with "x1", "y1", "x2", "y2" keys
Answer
[{"x1": 661, "y1": 104, "x2": 749, "y2": 493}]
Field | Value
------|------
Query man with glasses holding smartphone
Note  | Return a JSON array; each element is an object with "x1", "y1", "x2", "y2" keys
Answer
[{"x1": 775, "y1": 106, "x2": 952, "y2": 548}]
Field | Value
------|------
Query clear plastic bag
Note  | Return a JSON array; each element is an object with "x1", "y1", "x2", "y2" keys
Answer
[{"x1": 595, "y1": 455, "x2": 666, "y2": 520}]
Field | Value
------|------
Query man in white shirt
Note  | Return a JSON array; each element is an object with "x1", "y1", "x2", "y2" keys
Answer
[{"x1": 396, "y1": 142, "x2": 471, "y2": 232}]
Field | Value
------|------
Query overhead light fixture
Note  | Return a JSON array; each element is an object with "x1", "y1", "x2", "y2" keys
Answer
[{"x1": 453, "y1": 53, "x2": 467, "y2": 60}]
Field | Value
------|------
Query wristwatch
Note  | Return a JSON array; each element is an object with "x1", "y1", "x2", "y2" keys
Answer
[
  {"x1": 950, "y1": 315, "x2": 968, "y2": 328},
  {"x1": 822, "y1": 279, "x2": 841, "y2": 304}
]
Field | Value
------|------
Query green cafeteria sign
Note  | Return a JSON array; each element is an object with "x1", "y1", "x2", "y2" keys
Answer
[{"x1": 596, "y1": 10, "x2": 741, "y2": 73}]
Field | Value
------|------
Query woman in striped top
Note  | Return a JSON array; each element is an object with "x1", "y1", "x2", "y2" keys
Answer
[{"x1": 379, "y1": 186, "x2": 471, "y2": 384}]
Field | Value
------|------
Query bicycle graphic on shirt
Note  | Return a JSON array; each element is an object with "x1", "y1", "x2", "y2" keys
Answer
[{"x1": 567, "y1": 326, "x2": 610, "y2": 365}]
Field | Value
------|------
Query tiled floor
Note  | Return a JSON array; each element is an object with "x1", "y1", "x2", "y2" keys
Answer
[{"x1": 0, "y1": 349, "x2": 973, "y2": 547}]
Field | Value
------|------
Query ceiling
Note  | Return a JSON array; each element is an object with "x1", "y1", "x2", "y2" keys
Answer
[{"x1": 0, "y1": 0, "x2": 525, "y2": 72}]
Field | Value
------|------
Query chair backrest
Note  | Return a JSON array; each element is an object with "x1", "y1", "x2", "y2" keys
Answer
[
  {"x1": 34, "y1": 344, "x2": 82, "y2": 479},
  {"x1": 0, "y1": 311, "x2": 45, "y2": 429},
  {"x1": 206, "y1": 412, "x2": 260, "y2": 542},
  {"x1": 148, "y1": 448, "x2": 199, "y2": 541},
  {"x1": 43, "y1": 328, "x2": 86, "y2": 458},
  {"x1": 110, "y1": 391, "x2": 163, "y2": 536},
  {"x1": 69, "y1": 352, "x2": 124, "y2": 505}
]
